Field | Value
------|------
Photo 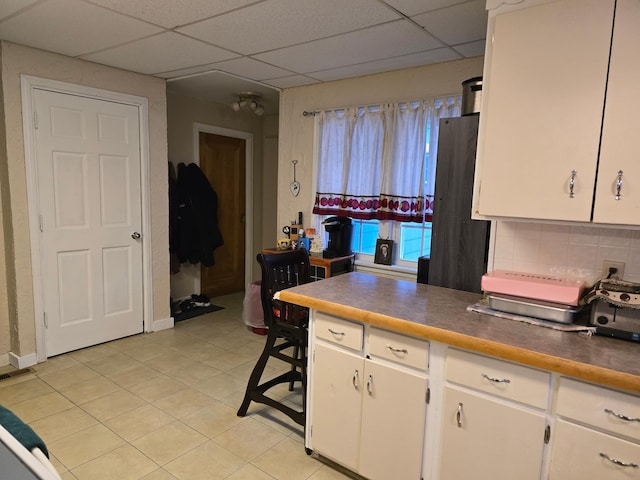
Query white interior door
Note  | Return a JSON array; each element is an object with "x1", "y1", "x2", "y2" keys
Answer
[{"x1": 34, "y1": 88, "x2": 143, "y2": 356}]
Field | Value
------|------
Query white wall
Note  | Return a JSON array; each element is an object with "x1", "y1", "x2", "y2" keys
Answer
[
  {"x1": 0, "y1": 41, "x2": 169, "y2": 361},
  {"x1": 490, "y1": 221, "x2": 640, "y2": 286}
]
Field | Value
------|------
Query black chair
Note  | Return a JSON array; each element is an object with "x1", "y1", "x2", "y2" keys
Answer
[{"x1": 237, "y1": 249, "x2": 311, "y2": 427}]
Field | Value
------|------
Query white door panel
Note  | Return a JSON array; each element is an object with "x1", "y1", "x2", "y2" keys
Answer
[{"x1": 35, "y1": 89, "x2": 143, "y2": 356}]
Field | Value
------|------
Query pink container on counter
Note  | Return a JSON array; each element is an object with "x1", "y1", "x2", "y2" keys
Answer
[{"x1": 481, "y1": 270, "x2": 585, "y2": 306}]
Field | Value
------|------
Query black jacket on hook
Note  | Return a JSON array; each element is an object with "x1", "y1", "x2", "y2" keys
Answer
[{"x1": 175, "y1": 163, "x2": 224, "y2": 266}]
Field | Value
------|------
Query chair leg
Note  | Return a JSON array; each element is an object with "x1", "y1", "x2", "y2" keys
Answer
[
  {"x1": 289, "y1": 344, "x2": 300, "y2": 391},
  {"x1": 237, "y1": 326, "x2": 279, "y2": 417}
]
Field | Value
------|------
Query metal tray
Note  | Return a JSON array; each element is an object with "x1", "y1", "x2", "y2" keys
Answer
[{"x1": 487, "y1": 293, "x2": 582, "y2": 324}]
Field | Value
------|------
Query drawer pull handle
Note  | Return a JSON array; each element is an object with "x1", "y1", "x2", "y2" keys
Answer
[
  {"x1": 604, "y1": 408, "x2": 640, "y2": 423},
  {"x1": 615, "y1": 170, "x2": 623, "y2": 200},
  {"x1": 328, "y1": 328, "x2": 345, "y2": 337},
  {"x1": 366, "y1": 375, "x2": 373, "y2": 396},
  {"x1": 456, "y1": 403, "x2": 463, "y2": 428},
  {"x1": 386, "y1": 345, "x2": 408, "y2": 355},
  {"x1": 599, "y1": 452, "x2": 638, "y2": 469},
  {"x1": 481, "y1": 373, "x2": 511, "y2": 384},
  {"x1": 569, "y1": 169, "x2": 577, "y2": 198},
  {"x1": 352, "y1": 370, "x2": 359, "y2": 390}
]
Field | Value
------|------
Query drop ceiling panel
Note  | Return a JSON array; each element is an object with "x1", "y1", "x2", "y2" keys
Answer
[
  {"x1": 177, "y1": 0, "x2": 401, "y2": 55},
  {"x1": 209, "y1": 57, "x2": 294, "y2": 81},
  {"x1": 86, "y1": 0, "x2": 258, "y2": 29},
  {"x1": 81, "y1": 32, "x2": 238, "y2": 75},
  {"x1": 413, "y1": 0, "x2": 487, "y2": 45},
  {"x1": 263, "y1": 75, "x2": 321, "y2": 89},
  {"x1": 167, "y1": 71, "x2": 279, "y2": 113},
  {"x1": 0, "y1": 0, "x2": 489, "y2": 113},
  {"x1": 453, "y1": 40, "x2": 486, "y2": 58},
  {"x1": 0, "y1": 0, "x2": 39, "y2": 20},
  {"x1": 0, "y1": 0, "x2": 162, "y2": 57},
  {"x1": 382, "y1": 0, "x2": 462, "y2": 16},
  {"x1": 254, "y1": 20, "x2": 442, "y2": 73},
  {"x1": 308, "y1": 48, "x2": 463, "y2": 82}
]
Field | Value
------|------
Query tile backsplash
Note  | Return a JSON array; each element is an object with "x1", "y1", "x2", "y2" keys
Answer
[{"x1": 490, "y1": 221, "x2": 640, "y2": 287}]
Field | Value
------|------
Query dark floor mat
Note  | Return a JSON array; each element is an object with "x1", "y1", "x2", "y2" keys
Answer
[{"x1": 174, "y1": 304, "x2": 224, "y2": 322}]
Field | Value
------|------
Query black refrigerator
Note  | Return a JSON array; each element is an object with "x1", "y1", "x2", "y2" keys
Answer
[{"x1": 426, "y1": 115, "x2": 490, "y2": 293}]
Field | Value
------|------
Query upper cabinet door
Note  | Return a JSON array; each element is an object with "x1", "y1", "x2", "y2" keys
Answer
[
  {"x1": 475, "y1": 0, "x2": 614, "y2": 221},
  {"x1": 593, "y1": 0, "x2": 640, "y2": 225}
]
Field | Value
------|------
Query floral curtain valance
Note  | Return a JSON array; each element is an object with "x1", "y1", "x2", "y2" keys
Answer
[
  {"x1": 313, "y1": 193, "x2": 430, "y2": 222},
  {"x1": 313, "y1": 97, "x2": 460, "y2": 223}
]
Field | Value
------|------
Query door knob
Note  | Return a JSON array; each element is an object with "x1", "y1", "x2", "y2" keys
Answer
[{"x1": 131, "y1": 232, "x2": 141, "y2": 239}]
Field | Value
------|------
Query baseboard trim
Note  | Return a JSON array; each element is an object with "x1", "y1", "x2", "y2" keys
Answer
[
  {"x1": 151, "y1": 316, "x2": 174, "y2": 332},
  {"x1": 9, "y1": 352, "x2": 37, "y2": 369},
  {"x1": 0, "y1": 353, "x2": 9, "y2": 368}
]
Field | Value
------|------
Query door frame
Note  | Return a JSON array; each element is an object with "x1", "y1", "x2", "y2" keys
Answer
[
  {"x1": 21, "y1": 75, "x2": 153, "y2": 362},
  {"x1": 193, "y1": 123, "x2": 254, "y2": 291}
]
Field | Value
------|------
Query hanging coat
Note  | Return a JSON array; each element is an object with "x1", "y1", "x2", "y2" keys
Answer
[{"x1": 175, "y1": 163, "x2": 224, "y2": 266}]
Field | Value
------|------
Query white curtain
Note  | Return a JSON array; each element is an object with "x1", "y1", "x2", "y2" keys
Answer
[{"x1": 313, "y1": 96, "x2": 461, "y2": 223}]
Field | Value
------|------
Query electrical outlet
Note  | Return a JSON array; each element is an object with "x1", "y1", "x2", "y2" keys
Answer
[{"x1": 602, "y1": 260, "x2": 625, "y2": 279}]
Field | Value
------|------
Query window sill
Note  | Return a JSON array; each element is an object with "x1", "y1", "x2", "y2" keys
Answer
[{"x1": 353, "y1": 260, "x2": 417, "y2": 282}]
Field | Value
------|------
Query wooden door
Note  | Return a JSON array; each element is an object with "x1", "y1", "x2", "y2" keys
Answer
[
  {"x1": 34, "y1": 89, "x2": 143, "y2": 356},
  {"x1": 199, "y1": 132, "x2": 245, "y2": 297}
]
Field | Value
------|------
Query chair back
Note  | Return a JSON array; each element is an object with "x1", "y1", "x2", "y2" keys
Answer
[{"x1": 257, "y1": 249, "x2": 311, "y2": 327}]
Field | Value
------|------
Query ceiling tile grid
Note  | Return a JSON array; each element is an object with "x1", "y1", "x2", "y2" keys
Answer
[{"x1": 0, "y1": 0, "x2": 487, "y2": 114}]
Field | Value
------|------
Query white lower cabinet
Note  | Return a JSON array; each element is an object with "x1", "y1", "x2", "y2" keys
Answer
[
  {"x1": 309, "y1": 313, "x2": 428, "y2": 480},
  {"x1": 440, "y1": 386, "x2": 547, "y2": 480},
  {"x1": 438, "y1": 349, "x2": 549, "y2": 480},
  {"x1": 549, "y1": 377, "x2": 640, "y2": 479},
  {"x1": 308, "y1": 311, "x2": 640, "y2": 480},
  {"x1": 549, "y1": 420, "x2": 640, "y2": 479}
]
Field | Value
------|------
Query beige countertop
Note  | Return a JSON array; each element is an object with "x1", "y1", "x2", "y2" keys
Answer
[{"x1": 280, "y1": 272, "x2": 640, "y2": 393}]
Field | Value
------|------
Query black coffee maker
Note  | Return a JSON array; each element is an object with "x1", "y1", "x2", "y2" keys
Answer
[{"x1": 322, "y1": 216, "x2": 353, "y2": 258}]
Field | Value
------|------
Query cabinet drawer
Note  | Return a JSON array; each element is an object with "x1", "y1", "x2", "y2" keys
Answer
[
  {"x1": 446, "y1": 348, "x2": 550, "y2": 409},
  {"x1": 314, "y1": 312, "x2": 363, "y2": 352},
  {"x1": 368, "y1": 327, "x2": 428, "y2": 371},
  {"x1": 556, "y1": 377, "x2": 640, "y2": 441},
  {"x1": 550, "y1": 420, "x2": 640, "y2": 479}
]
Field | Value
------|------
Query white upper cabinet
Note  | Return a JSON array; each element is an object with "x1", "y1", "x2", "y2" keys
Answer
[
  {"x1": 473, "y1": 0, "x2": 640, "y2": 225},
  {"x1": 593, "y1": 0, "x2": 640, "y2": 224}
]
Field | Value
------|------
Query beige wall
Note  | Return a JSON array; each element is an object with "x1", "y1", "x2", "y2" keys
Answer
[
  {"x1": 277, "y1": 57, "x2": 484, "y2": 240},
  {"x1": 0, "y1": 41, "x2": 169, "y2": 363},
  {"x1": 166, "y1": 91, "x2": 278, "y2": 296}
]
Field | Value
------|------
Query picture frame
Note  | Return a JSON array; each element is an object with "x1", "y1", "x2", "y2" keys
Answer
[{"x1": 374, "y1": 239, "x2": 394, "y2": 266}]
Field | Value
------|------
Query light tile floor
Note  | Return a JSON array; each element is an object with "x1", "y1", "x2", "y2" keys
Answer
[{"x1": 0, "y1": 292, "x2": 353, "y2": 480}]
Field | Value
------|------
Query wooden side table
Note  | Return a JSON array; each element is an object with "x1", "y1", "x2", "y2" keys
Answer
[{"x1": 262, "y1": 249, "x2": 354, "y2": 281}]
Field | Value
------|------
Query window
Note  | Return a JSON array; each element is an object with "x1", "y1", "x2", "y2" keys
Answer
[{"x1": 315, "y1": 96, "x2": 461, "y2": 267}]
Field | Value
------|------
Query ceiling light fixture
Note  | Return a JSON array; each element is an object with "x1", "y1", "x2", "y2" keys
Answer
[{"x1": 232, "y1": 92, "x2": 264, "y2": 116}]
